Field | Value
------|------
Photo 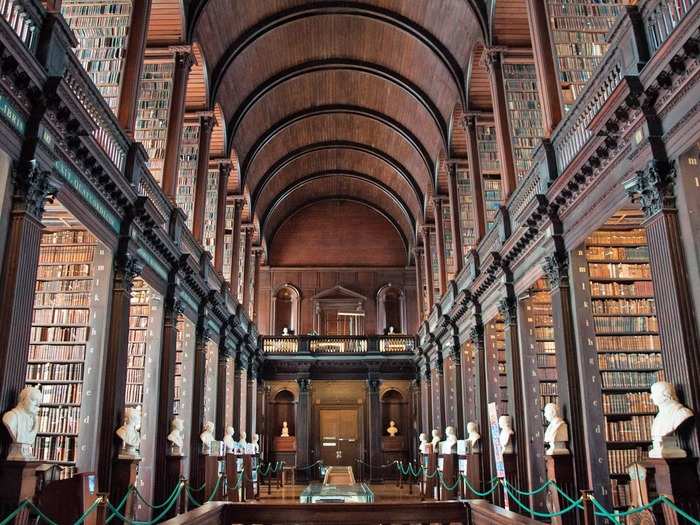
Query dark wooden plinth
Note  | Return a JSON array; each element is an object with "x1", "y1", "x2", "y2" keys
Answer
[
  {"x1": 545, "y1": 454, "x2": 576, "y2": 525},
  {"x1": 165, "y1": 455, "x2": 185, "y2": 518},
  {"x1": 0, "y1": 461, "x2": 40, "y2": 525},
  {"x1": 645, "y1": 457, "x2": 700, "y2": 525},
  {"x1": 112, "y1": 457, "x2": 140, "y2": 524},
  {"x1": 440, "y1": 453, "x2": 458, "y2": 500},
  {"x1": 464, "y1": 452, "x2": 484, "y2": 499}
]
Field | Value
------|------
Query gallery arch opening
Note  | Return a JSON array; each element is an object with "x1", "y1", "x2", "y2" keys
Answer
[{"x1": 0, "y1": 0, "x2": 699, "y2": 524}]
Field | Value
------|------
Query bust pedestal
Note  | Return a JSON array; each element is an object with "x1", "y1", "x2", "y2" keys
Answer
[
  {"x1": 0, "y1": 460, "x2": 40, "y2": 525},
  {"x1": 112, "y1": 457, "x2": 141, "y2": 522},
  {"x1": 439, "y1": 453, "x2": 458, "y2": 500},
  {"x1": 225, "y1": 453, "x2": 242, "y2": 502},
  {"x1": 501, "y1": 453, "x2": 519, "y2": 511},
  {"x1": 423, "y1": 447, "x2": 438, "y2": 500},
  {"x1": 644, "y1": 457, "x2": 700, "y2": 525},
  {"x1": 464, "y1": 452, "x2": 483, "y2": 499},
  {"x1": 165, "y1": 454, "x2": 185, "y2": 517},
  {"x1": 545, "y1": 455, "x2": 575, "y2": 525},
  {"x1": 203, "y1": 454, "x2": 224, "y2": 502}
]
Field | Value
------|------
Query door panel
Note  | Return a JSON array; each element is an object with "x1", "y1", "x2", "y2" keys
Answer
[{"x1": 319, "y1": 409, "x2": 359, "y2": 469}]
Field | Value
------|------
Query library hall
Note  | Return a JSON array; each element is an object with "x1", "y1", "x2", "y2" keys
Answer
[{"x1": 0, "y1": 0, "x2": 698, "y2": 524}]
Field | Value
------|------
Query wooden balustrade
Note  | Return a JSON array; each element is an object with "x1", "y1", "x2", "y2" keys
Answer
[
  {"x1": 641, "y1": 0, "x2": 697, "y2": 52},
  {"x1": 0, "y1": 0, "x2": 40, "y2": 51},
  {"x1": 158, "y1": 500, "x2": 546, "y2": 525},
  {"x1": 261, "y1": 336, "x2": 415, "y2": 354}
]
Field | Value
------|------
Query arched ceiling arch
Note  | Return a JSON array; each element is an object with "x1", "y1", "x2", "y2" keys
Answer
[
  {"x1": 250, "y1": 142, "x2": 423, "y2": 215},
  {"x1": 190, "y1": 0, "x2": 486, "y2": 235}
]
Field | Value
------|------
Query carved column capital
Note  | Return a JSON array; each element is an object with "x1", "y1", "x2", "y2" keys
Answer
[
  {"x1": 174, "y1": 49, "x2": 196, "y2": 74},
  {"x1": 297, "y1": 377, "x2": 311, "y2": 392},
  {"x1": 542, "y1": 252, "x2": 569, "y2": 290},
  {"x1": 115, "y1": 252, "x2": 144, "y2": 293},
  {"x1": 469, "y1": 324, "x2": 484, "y2": 346},
  {"x1": 626, "y1": 160, "x2": 677, "y2": 218},
  {"x1": 498, "y1": 296, "x2": 517, "y2": 324},
  {"x1": 199, "y1": 114, "x2": 216, "y2": 135},
  {"x1": 481, "y1": 47, "x2": 504, "y2": 74},
  {"x1": 12, "y1": 166, "x2": 57, "y2": 219},
  {"x1": 367, "y1": 378, "x2": 381, "y2": 393}
]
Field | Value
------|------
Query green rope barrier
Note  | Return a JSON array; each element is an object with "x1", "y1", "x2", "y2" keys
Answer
[
  {"x1": 463, "y1": 476, "x2": 500, "y2": 498},
  {"x1": 398, "y1": 462, "x2": 423, "y2": 478},
  {"x1": 660, "y1": 496, "x2": 700, "y2": 525},
  {"x1": 590, "y1": 495, "x2": 622, "y2": 525},
  {"x1": 132, "y1": 481, "x2": 183, "y2": 510},
  {"x1": 106, "y1": 482, "x2": 183, "y2": 525},
  {"x1": 504, "y1": 478, "x2": 554, "y2": 497},
  {"x1": 295, "y1": 460, "x2": 324, "y2": 470},
  {"x1": 355, "y1": 459, "x2": 398, "y2": 469},
  {"x1": 502, "y1": 481, "x2": 583, "y2": 519},
  {"x1": 106, "y1": 487, "x2": 133, "y2": 524},
  {"x1": 437, "y1": 472, "x2": 462, "y2": 492},
  {"x1": 73, "y1": 496, "x2": 104, "y2": 525}
]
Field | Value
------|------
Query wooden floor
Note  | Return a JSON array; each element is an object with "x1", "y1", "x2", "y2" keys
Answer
[{"x1": 254, "y1": 482, "x2": 423, "y2": 503}]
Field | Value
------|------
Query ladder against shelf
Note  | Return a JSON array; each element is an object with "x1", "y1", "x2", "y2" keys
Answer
[
  {"x1": 203, "y1": 167, "x2": 219, "y2": 258},
  {"x1": 475, "y1": 122, "x2": 502, "y2": 230},
  {"x1": 455, "y1": 165, "x2": 476, "y2": 257},
  {"x1": 545, "y1": 0, "x2": 625, "y2": 109},
  {"x1": 441, "y1": 201, "x2": 456, "y2": 282},
  {"x1": 60, "y1": 0, "x2": 133, "y2": 115}
]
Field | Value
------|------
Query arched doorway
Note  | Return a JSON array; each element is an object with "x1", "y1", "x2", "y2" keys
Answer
[
  {"x1": 377, "y1": 284, "x2": 406, "y2": 334},
  {"x1": 271, "y1": 284, "x2": 300, "y2": 335}
]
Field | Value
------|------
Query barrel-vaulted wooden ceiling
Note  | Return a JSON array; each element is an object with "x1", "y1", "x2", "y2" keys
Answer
[{"x1": 184, "y1": 0, "x2": 493, "y2": 259}]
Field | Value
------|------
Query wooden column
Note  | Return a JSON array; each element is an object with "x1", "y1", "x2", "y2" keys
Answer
[
  {"x1": 228, "y1": 199, "x2": 244, "y2": 291},
  {"x1": 188, "y1": 315, "x2": 209, "y2": 489},
  {"x1": 214, "y1": 161, "x2": 231, "y2": 273},
  {"x1": 482, "y1": 49, "x2": 517, "y2": 198},
  {"x1": 464, "y1": 115, "x2": 487, "y2": 242},
  {"x1": 216, "y1": 352, "x2": 228, "y2": 440},
  {"x1": 470, "y1": 317, "x2": 492, "y2": 488},
  {"x1": 627, "y1": 162, "x2": 700, "y2": 455},
  {"x1": 446, "y1": 164, "x2": 464, "y2": 273},
  {"x1": 414, "y1": 247, "x2": 425, "y2": 323},
  {"x1": 152, "y1": 282, "x2": 182, "y2": 507},
  {"x1": 524, "y1": 0, "x2": 563, "y2": 136},
  {"x1": 447, "y1": 339, "x2": 465, "y2": 436},
  {"x1": 192, "y1": 115, "x2": 216, "y2": 243},
  {"x1": 296, "y1": 376, "x2": 311, "y2": 473},
  {"x1": 246, "y1": 365, "x2": 257, "y2": 437},
  {"x1": 421, "y1": 226, "x2": 435, "y2": 307},
  {"x1": 117, "y1": 0, "x2": 152, "y2": 136},
  {"x1": 97, "y1": 247, "x2": 144, "y2": 495},
  {"x1": 432, "y1": 199, "x2": 447, "y2": 293},
  {"x1": 368, "y1": 376, "x2": 382, "y2": 481},
  {"x1": 543, "y1": 251, "x2": 590, "y2": 498},
  {"x1": 161, "y1": 49, "x2": 195, "y2": 200},
  {"x1": 252, "y1": 249, "x2": 262, "y2": 323},
  {"x1": 241, "y1": 226, "x2": 253, "y2": 313},
  {"x1": 420, "y1": 363, "x2": 433, "y2": 434},
  {"x1": 499, "y1": 293, "x2": 529, "y2": 495},
  {"x1": 232, "y1": 352, "x2": 247, "y2": 440},
  {"x1": 0, "y1": 168, "x2": 55, "y2": 455}
]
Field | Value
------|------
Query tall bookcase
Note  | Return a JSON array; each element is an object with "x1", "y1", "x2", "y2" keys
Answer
[
  {"x1": 502, "y1": 62, "x2": 544, "y2": 182},
  {"x1": 174, "y1": 314, "x2": 195, "y2": 472},
  {"x1": 441, "y1": 203, "x2": 456, "y2": 281},
  {"x1": 236, "y1": 231, "x2": 246, "y2": 304},
  {"x1": 455, "y1": 166, "x2": 476, "y2": 258},
  {"x1": 486, "y1": 314, "x2": 508, "y2": 416},
  {"x1": 530, "y1": 278, "x2": 558, "y2": 411},
  {"x1": 429, "y1": 229, "x2": 440, "y2": 299},
  {"x1": 222, "y1": 203, "x2": 234, "y2": 279},
  {"x1": 476, "y1": 123, "x2": 502, "y2": 229},
  {"x1": 202, "y1": 339, "x2": 218, "y2": 427},
  {"x1": 134, "y1": 56, "x2": 175, "y2": 184},
  {"x1": 176, "y1": 122, "x2": 200, "y2": 230},
  {"x1": 126, "y1": 278, "x2": 150, "y2": 408},
  {"x1": 28, "y1": 229, "x2": 110, "y2": 477},
  {"x1": 203, "y1": 168, "x2": 219, "y2": 258},
  {"x1": 546, "y1": 1, "x2": 624, "y2": 109},
  {"x1": 584, "y1": 224, "x2": 663, "y2": 508},
  {"x1": 61, "y1": 0, "x2": 133, "y2": 115}
]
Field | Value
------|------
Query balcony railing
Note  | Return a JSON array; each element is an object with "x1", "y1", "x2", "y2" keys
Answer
[
  {"x1": 261, "y1": 335, "x2": 416, "y2": 354},
  {"x1": 0, "y1": 0, "x2": 40, "y2": 51},
  {"x1": 642, "y1": 0, "x2": 697, "y2": 53}
]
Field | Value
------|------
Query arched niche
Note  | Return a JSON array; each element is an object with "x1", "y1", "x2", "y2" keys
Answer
[
  {"x1": 271, "y1": 389, "x2": 296, "y2": 438},
  {"x1": 380, "y1": 389, "x2": 406, "y2": 436},
  {"x1": 270, "y1": 284, "x2": 301, "y2": 335},
  {"x1": 377, "y1": 284, "x2": 407, "y2": 334}
]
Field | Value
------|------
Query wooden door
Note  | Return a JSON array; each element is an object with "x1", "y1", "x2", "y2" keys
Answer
[{"x1": 319, "y1": 408, "x2": 360, "y2": 469}]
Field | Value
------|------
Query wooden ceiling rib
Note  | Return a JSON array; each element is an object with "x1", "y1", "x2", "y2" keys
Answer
[
  {"x1": 467, "y1": 43, "x2": 492, "y2": 111},
  {"x1": 491, "y1": 0, "x2": 531, "y2": 47},
  {"x1": 185, "y1": 43, "x2": 208, "y2": 110},
  {"x1": 190, "y1": 0, "x2": 492, "y2": 256}
]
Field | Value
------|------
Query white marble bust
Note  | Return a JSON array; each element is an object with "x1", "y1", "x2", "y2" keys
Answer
[
  {"x1": 430, "y1": 429, "x2": 441, "y2": 451},
  {"x1": 499, "y1": 415, "x2": 514, "y2": 454},
  {"x1": 543, "y1": 403, "x2": 569, "y2": 455},
  {"x1": 466, "y1": 422, "x2": 481, "y2": 453},
  {"x1": 200, "y1": 421, "x2": 215, "y2": 455},
  {"x1": 442, "y1": 426, "x2": 458, "y2": 453},
  {"x1": 281, "y1": 421, "x2": 289, "y2": 437},
  {"x1": 167, "y1": 417, "x2": 184, "y2": 455},
  {"x1": 252, "y1": 433, "x2": 260, "y2": 453},
  {"x1": 418, "y1": 432, "x2": 430, "y2": 454},
  {"x1": 116, "y1": 406, "x2": 142, "y2": 459},
  {"x1": 387, "y1": 420, "x2": 398, "y2": 437},
  {"x1": 223, "y1": 426, "x2": 236, "y2": 453},
  {"x1": 238, "y1": 430, "x2": 248, "y2": 451},
  {"x1": 2, "y1": 386, "x2": 42, "y2": 461},
  {"x1": 649, "y1": 381, "x2": 694, "y2": 458}
]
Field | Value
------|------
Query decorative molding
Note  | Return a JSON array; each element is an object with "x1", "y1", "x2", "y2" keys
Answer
[
  {"x1": 542, "y1": 253, "x2": 569, "y2": 290},
  {"x1": 625, "y1": 160, "x2": 677, "y2": 218}
]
